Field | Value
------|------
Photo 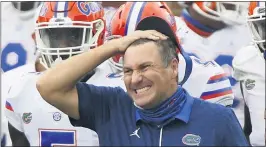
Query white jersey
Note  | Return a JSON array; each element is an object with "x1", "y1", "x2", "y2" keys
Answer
[
  {"x1": 89, "y1": 54, "x2": 234, "y2": 106},
  {"x1": 87, "y1": 60, "x2": 126, "y2": 89},
  {"x1": 1, "y1": 62, "x2": 37, "y2": 147},
  {"x1": 1, "y1": 2, "x2": 38, "y2": 72},
  {"x1": 178, "y1": 53, "x2": 233, "y2": 106},
  {"x1": 4, "y1": 64, "x2": 99, "y2": 146},
  {"x1": 233, "y1": 45, "x2": 265, "y2": 146},
  {"x1": 175, "y1": 16, "x2": 252, "y2": 87}
]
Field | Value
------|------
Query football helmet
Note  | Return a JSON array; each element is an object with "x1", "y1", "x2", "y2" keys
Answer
[
  {"x1": 11, "y1": 2, "x2": 42, "y2": 19},
  {"x1": 192, "y1": 2, "x2": 249, "y2": 25},
  {"x1": 107, "y1": 2, "x2": 178, "y2": 71},
  {"x1": 35, "y1": 2, "x2": 106, "y2": 68},
  {"x1": 247, "y1": 2, "x2": 265, "y2": 50}
]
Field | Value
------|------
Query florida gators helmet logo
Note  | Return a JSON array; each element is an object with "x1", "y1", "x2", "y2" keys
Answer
[{"x1": 77, "y1": 2, "x2": 101, "y2": 16}]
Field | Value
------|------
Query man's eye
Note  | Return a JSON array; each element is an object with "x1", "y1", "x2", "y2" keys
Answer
[
  {"x1": 142, "y1": 65, "x2": 151, "y2": 71},
  {"x1": 123, "y1": 70, "x2": 132, "y2": 74}
]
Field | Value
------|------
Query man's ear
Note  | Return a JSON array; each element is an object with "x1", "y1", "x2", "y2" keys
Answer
[{"x1": 170, "y1": 58, "x2": 178, "y2": 79}]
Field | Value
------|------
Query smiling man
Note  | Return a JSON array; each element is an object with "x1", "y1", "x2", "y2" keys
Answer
[
  {"x1": 37, "y1": 16, "x2": 249, "y2": 146},
  {"x1": 123, "y1": 38, "x2": 178, "y2": 109}
]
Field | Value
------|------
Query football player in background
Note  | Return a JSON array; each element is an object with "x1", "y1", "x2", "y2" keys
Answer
[
  {"x1": 176, "y1": 2, "x2": 251, "y2": 62},
  {"x1": 106, "y1": 2, "x2": 234, "y2": 106},
  {"x1": 4, "y1": 2, "x2": 106, "y2": 146},
  {"x1": 174, "y1": 1, "x2": 252, "y2": 126},
  {"x1": 1, "y1": 2, "x2": 41, "y2": 146},
  {"x1": 1, "y1": 2, "x2": 41, "y2": 72},
  {"x1": 233, "y1": 1, "x2": 265, "y2": 146}
]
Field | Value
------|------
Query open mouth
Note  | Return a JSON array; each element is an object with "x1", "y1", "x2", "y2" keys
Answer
[{"x1": 134, "y1": 86, "x2": 151, "y2": 94}]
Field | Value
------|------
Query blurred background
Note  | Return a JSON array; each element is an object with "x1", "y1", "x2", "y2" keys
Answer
[{"x1": 2, "y1": 1, "x2": 263, "y2": 147}]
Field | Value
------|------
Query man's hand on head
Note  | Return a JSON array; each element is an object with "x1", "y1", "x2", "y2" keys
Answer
[{"x1": 107, "y1": 30, "x2": 168, "y2": 54}]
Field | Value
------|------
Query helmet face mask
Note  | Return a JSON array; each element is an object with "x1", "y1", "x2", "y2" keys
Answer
[
  {"x1": 247, "y1": 2, "x2": 265, "y2": 50},
  {"x1": 35, "y1": 2, "x2": 105, "y2": 68},
  {"x1": 37, "y1": 26, "x2": 88, "y2": 68}
]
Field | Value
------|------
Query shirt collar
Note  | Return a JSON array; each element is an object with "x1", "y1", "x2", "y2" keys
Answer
[
  {"x1": 135, "y1": 94, "x2": 194, "y2": 124},
  {"x1": 174, "y1": 94, "x2": 194, "y2": 123}
]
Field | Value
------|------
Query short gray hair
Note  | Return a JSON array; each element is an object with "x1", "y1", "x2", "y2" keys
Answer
[{"x1": 128, "y1": 38, "x2": 178, "y2": 67}]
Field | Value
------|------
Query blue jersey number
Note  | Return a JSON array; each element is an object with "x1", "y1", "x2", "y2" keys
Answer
[
  {"x1": 193, "y1": 57, "x2": 216, "y2": 67},
  {"x1": 189, "y1": 53, "x2": 236, "y2": 86},
  {"x1": 188, "y1": 52, "x2": 216, "y2": 67},
  {"x1": 214, "y1": 55, "x2": 236, "y2": 86},
  {"x1": 1, "y1": 43, "x2": 27, "y2": 72},
  {"x1": 39, "y1": 129, "x2": 76, "y2": 146}
]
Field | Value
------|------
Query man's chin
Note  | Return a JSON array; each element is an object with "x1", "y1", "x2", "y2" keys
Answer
[
  {"x1": 129, "y1": 91, "x2": 157, "y2": 108},
  {"x1": 134, "y1": 98, "x2": 148, "y2": 108},
  {"x1": 134, "y1": 97, "x2": 158, "y2": 109}
]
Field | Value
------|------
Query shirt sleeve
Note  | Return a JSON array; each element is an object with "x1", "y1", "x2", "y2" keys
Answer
[
  {"x1": 200, "y1": 71, "x2": 234, "y2": 107},
  {"x1": 69, "y1": 82, "x2": 125, "y2": 131},
  {"x1": 221, "y1": 109, "x2": 249, "y2": 146},
  {"x1": 4, "y1": 102, "x2": 24, "y2": 132},
  {"x1": 3, "y1": 78, "x2": 25, "y2": 133}
]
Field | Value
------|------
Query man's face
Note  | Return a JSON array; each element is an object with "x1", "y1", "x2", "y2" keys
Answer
[
  {"x1": 39, "y1": 28, "x2": 84, "y2": 62},
  {"x1": 123, "y1": 42, "x2": 178, "y2": 109}
]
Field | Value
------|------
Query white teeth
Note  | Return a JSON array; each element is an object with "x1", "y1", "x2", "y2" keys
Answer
[{"x1": 136, "y1": 86, "x2": 151, "y2": 94}]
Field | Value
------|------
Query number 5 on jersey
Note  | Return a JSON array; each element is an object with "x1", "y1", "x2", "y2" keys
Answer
[{"x1": 39, "y1": 129, "x2": 77, "y2": 146}]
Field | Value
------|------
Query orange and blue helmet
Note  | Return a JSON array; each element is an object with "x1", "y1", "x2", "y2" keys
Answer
[
  {"x1": 35, "y1": 1, "x2": 106, "y2": 68},
  {"x1": 106, "y1": 2, "x2": 178, "y2": 71}
]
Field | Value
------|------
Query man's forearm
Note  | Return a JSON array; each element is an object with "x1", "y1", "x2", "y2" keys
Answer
[{"x1": 37, "y1": 42, "x2": 118, "y2": 95}]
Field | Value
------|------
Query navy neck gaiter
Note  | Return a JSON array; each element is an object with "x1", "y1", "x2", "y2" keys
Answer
[{"x1": 136, "y1": 86, "x2": 187, "y2": 125}]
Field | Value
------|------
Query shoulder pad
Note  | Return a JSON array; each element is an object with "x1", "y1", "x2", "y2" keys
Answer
[
  {"x1": 6, "y1": 72, "x2": 40, "y2": 100},
  {"x1": 233, "y1": 45, "x2": 258, "y2": 68},
  {"x1": 232, "y1": 45, "x2": 258, "y2": 80}
]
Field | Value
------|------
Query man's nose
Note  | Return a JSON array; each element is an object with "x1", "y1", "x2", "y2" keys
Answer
[{"x1": 131, "y1": 70, "x2": 143, "y2": 85}]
